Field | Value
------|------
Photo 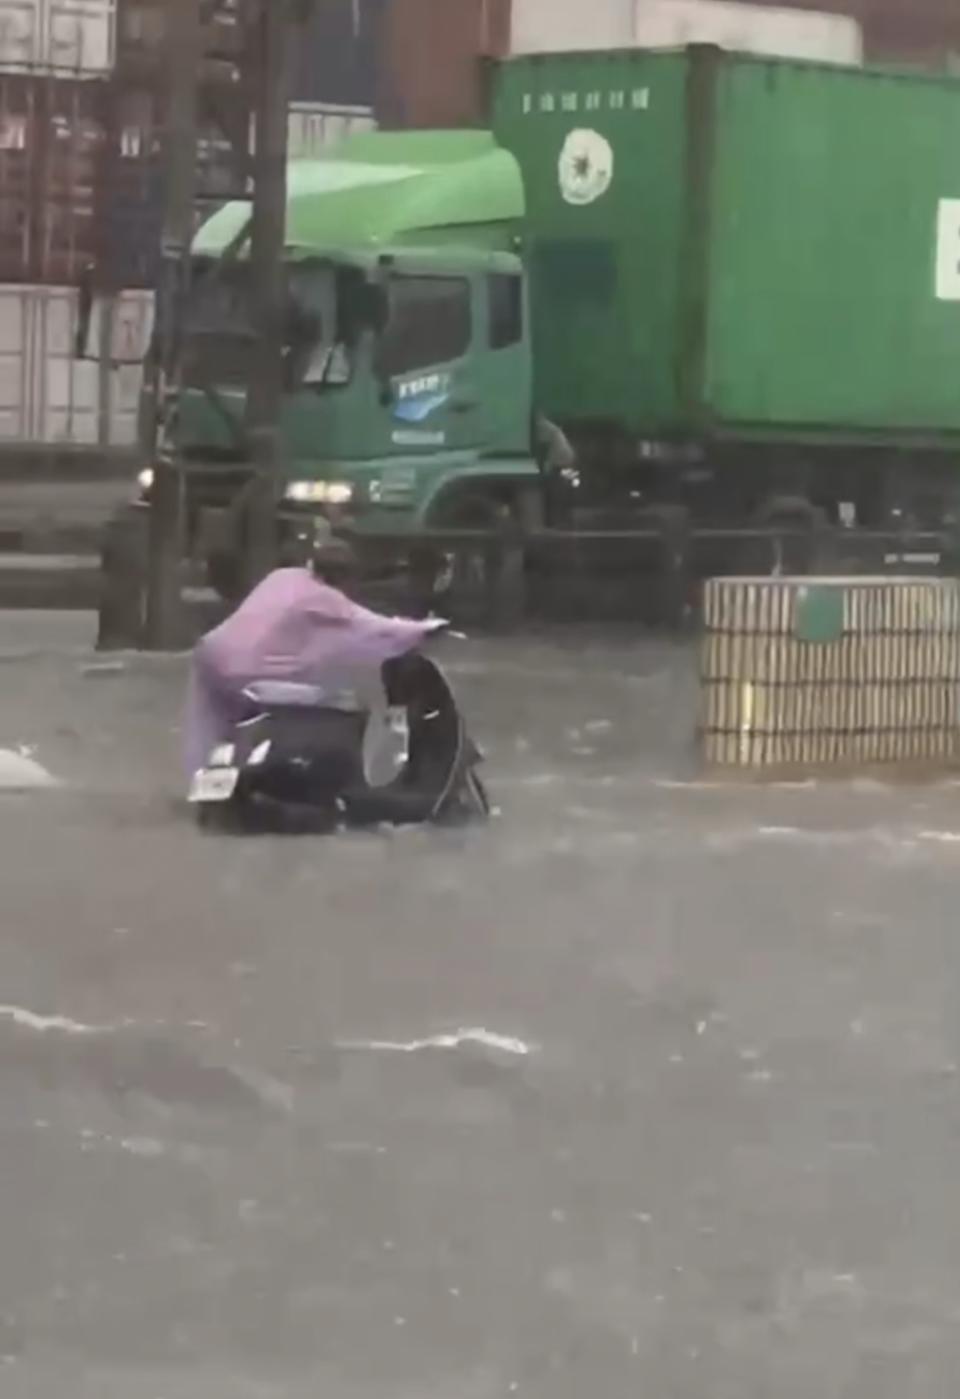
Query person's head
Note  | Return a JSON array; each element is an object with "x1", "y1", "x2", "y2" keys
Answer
[{"x1": 311, "y1": 536, "x2": 359, "y2": 592}]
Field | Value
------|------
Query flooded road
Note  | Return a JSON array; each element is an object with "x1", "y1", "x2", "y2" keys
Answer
[{"x1": 2, "y1": 613, "x2": 960, "y2": 1397}]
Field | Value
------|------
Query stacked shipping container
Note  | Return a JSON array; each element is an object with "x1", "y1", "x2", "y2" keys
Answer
[
  {"x1": 287, "y1": 0, "x2": 384, "y2": 107},
  {"x1": 375, "y1": 0, "x2": 960, "y2": 129},
  {"x1": 0, "y1": 0, "x2": 379, "y2": 454},
  {"x1": 0, "y1": 0, "x2": 151, "y2": 452},
  {"x1": 101, "y1": 0, "x2": 378, "y2": 287},
  {"x1": 13, "y1": 0, "x2": 955, "y2": 453},
  {"x1": 509, "y1": 0, "x2": 863, "y2": 63},
  {"x1": 0, "y1": 282, "x2": 151, "y2": 446},
  {"x1": 0, "y1": 0, "x2": 111, "y2": 287},
  {"x1": 744, "y1": 0, "x2": 960, "y2": 65},
  {"x1": 0, "y1": 0, "x2": 115, "y2": 70},
  {"x1": 376, "y1": 0, "x2": 511, "y2": 128}
]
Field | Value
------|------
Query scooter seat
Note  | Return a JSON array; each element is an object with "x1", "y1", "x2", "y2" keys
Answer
[{"x1": 242, "y1": 680, "x2": 361, "y2": 712}]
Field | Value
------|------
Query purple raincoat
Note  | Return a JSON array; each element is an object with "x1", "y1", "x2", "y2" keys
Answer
[{"x1": 185, "y1": 568, "x2": 439, "y2": 775}]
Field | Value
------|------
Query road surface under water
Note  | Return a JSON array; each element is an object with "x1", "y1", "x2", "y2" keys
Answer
[{"x1": 1, "y1": 613, "x2": 960, "y2": 1397}]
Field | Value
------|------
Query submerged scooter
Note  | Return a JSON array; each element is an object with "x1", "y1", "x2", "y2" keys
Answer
[
  {"x1": 184, "y1": 562, "x2": 489, "y2": 833},
  {"x1": 189, "y1": 649, "x2": 489, "y2": 832}
]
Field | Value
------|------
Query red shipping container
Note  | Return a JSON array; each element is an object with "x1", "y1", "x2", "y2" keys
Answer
[
  {"x1": 375, "y1": 0, "x2": 510, "y2": 128},
  {"x1": 0, "y1": 73, "x2": 105, "y2": 285},
  {"x1": 41, "y1": 77, "x2": 104, "y2": 284},
  {"x1": 0, "y1": 77, "x2": 36, "y2": 284},
  {"x1": 96, "y1": 77, "x2": 253, "y2": 291}
]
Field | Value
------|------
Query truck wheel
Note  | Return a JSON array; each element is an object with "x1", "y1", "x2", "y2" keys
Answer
[
  {"x1": 207, "y1": 551, "x2": 243, "y2": 604},
  {"x1": 446, "y1": 498, "x2": 501, "y2": 610},
  {"x1": 431, "y1": 495, "x2": 527, "y2": 627},
  {"x1": 645, "y1": 504, "x2": 692, "y2": 629},
  {"x1": 97, "y1": 504, "x2": 149, "y2": 650},
  {"x1": 753, "y1": 497, "x2": 827, "y2": 577}
]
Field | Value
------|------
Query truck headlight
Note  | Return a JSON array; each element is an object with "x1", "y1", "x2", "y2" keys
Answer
[{"x1": 284, "y1": 480, "x2": 354, "y2": 506}]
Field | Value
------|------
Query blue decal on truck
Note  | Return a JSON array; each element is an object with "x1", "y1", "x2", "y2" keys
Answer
[{"x1": 393, "y1": 372, "x2": 451, "y2": 423}]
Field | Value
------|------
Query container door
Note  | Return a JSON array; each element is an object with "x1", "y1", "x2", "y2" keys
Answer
[
  {"x1": 109, "y1": 362, "x2": 140, "y2": 445},
  {"x1": 0, "y1": 76, "x2": 34, "y2": 281},
  {"x1": 107, "y1": 289, "x2": 152, "y2": 445},
  {"x1": 288, "y1": 0, "x2": 381, "y2": 107},
  {"x1": 47, "y1": 0, "x2": 116, "y2": 72},
  {"x1": 36, "y1": 286, "x2": 99, "y2": 443},
  {"x1": 287, "y1": 103, "x2": 375, "y2": 158},
  {"x1": 0, "y1": 282, "x2": 144, "y2": 447},
  {"x1": 377, "y1": 0, "x2": 505, "y2": 128},
  {"x1": 0, "y1": 285, "x2": 32, "y2": 440},
  {"x1": 0, "y1": 0, "x2": 39, "y2": 67},
  {"x1": 288, "y1": 106, "x2": 335, "y2": 159},
  {"x1": 39, "y1": 78, "x2": 103, "y2": 283},
  {"x1": 110, "y1": 288, "x2": 153, "y2": 364}
]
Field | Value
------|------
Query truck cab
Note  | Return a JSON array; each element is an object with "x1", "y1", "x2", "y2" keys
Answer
[{"x1": 171, "y1": 132, "x2": 541, "y2": 590}]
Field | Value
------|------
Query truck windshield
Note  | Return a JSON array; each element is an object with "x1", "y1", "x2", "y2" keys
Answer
[{"x1": 182, "y1": 260, "x2": 345, "y2": 390}]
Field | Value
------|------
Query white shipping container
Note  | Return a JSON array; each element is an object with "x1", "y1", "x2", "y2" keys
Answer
[
  {"x1": 286, "y1": 103, "x2": 377, "y2": 159},
  {"x1": 0, "y1": 0, "x2": 115, "y2": 74},
  {"x1": 510, "y1": 0, "x2": 862, "y2": 65},
  {"x1": 0, "y1": 285, "x2": 152, "y2": 448},
  {"x1": 632, "y1": 0, "x2": 863, "y2": 64},
  {"x1": 246, "y1": 105, "x2": 376, "y2": 172},
  {"x1": 510, "y1": 0, "x2": 634, "y2": 54}
]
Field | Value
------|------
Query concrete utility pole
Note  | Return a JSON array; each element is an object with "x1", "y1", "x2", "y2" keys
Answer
[
  {"x1": 242, "y1": 0, "x2": 292, "y2": 589},
  {"x1": 144, "y1": 0, "x2": 202, "y2": 649}
]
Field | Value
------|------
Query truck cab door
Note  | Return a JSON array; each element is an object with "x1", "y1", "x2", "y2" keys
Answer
[
  {"x1": 374, "y1": 269, "x2": 483, "y2": 455},
  {"x1": 473, "y1": 270, "x2": 532, "y2": 456}
]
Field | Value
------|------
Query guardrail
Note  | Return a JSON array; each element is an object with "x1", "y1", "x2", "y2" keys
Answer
[
  {"x1": 97, "y1": 502, "x2": 956, "y2": 650},
  {"x1": 333, "y1": 522, "x2": 953, "y2": 628}
]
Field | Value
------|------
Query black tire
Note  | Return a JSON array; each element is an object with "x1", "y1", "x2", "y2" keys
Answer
[
  {"x1": 645, "y1": 504, "x2": 692, "y2": 629},
  {"x1": 207, "y1": 550, "x2": 243, "y2": 604},
  {"x1": 445, "y1": 497, "x2": 502, "y2": 617},
  {"x1": 751, "y1": 497, "x2": 828, "y2": 578},
  {"x1": 428, "y1": 494, "x2": 526, "y2": 626},
  {"x1": 97, "y1": 503, "x2": 149, "y2": 650}
]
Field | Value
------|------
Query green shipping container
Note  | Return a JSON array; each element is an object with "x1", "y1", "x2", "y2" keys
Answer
[{"x1": 494, "y1": 49, "x2": 960, "y2": 441}]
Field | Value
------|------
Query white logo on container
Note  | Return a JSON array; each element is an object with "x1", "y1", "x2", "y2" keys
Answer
[
  {"x1": 936, "y1": 199, "x2": 960, "y2": 301},
  {"x1": 558, "y1": 129, "x2": 614, "y2": 207}
]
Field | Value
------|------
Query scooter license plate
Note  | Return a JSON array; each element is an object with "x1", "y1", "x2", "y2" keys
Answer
[{"x1": 188, "y1": 767, "x2": 239, "y2": 804}]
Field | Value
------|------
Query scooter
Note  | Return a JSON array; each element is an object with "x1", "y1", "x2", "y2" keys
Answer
[{"x1": 188, "y1": 650, "x2": 490, "y2": 833}]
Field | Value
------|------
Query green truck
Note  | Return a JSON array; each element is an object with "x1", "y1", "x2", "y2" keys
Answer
[{"x1": 161, "y1": 47, "x2": 960, "y2": 597}]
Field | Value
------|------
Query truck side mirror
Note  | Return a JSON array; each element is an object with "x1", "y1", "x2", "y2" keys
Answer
[
  {"x1": 360, "y1": 284, "x2": 389, "y2": 334},
  {"x1": 371, "y1": 338, "x2": 394, "y2": 403}
]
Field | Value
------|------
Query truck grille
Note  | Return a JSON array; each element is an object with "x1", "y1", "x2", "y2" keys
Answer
[{"x1": 179, "y1": 460, "x2": 252, "y2": 515}]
